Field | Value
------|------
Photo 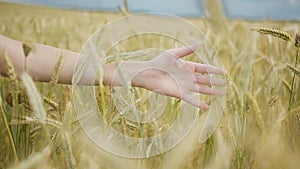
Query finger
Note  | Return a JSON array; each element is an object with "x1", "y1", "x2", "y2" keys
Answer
[
  {"x1": 186, "y1": 62, "x2": 225, "y2": 75},
  {"x1": 184, "y1": 95, "x2": 209, "y2": 109},
  {"x1": 192, "y1": 85, "x2": 225, "y2": 96},
  {"x1": 167, "y1": 42, "x2": 200, "y2": 58},
  {"x1": 194, "y1": 75, "x2": 226, "y2": 86}
]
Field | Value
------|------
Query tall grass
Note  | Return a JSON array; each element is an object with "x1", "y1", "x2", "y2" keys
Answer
[{"x1": 0, "y1": 2, "x2": 300, "y2": 169}]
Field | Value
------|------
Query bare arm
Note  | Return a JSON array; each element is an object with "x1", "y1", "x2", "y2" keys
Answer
[
  {"x1": 0, "y1": 35, "x2": 78, "y2": 83},
  {"x1": 0, "y1": 35, "x2": 134, "y2": 85},
  {"x1": 0, "y1": 35, "x2": 225, "y2": 109}
]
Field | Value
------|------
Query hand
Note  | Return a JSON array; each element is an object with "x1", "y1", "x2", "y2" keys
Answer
[{"x1": 132, "y1": 42, "x2": 225, "y2": 109}]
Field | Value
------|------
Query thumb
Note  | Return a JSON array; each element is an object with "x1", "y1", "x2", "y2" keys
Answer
[{"x1": 167, "y1": 42, "x2": 200, "y2": 58}]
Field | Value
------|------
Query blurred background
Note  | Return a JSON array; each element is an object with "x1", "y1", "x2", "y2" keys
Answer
[
  {"x1": 0, "y1": 0, "x2": 300, "y2": 169},
  {"x1": 2, "y1": 0, "x2": 300, "y2": 20}
]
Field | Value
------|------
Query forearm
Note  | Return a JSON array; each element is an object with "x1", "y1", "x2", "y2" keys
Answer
[
  {"x1": 0, "y1": 35, "x2": 25, "y2": 76},
  {"x1": 0, "y1": 35, "x2": 78, "y2": 83},
  {"x1": 0, "y1": 35, "x2": 150, "y2": 87}
]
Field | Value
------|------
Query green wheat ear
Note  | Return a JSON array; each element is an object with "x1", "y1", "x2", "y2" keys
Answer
[{"x1": 251, "y1": 27, "x2": 292, "y2": 42}]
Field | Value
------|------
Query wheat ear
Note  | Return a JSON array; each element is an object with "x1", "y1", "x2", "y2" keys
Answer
[
  {"x1": 251, "y1": 27, "x2": 292, "y2": 42},
  {"x1": 3, "y1": 52, "x2": 17, "y2": 82},
  {"x1": 20, "y1": 73, "x2": 46, "y2": 124},
  {"x1": 245, "y1": 92, "x2": 266, "y2": 133},
  {"x1": 50, "y1": 53, "x2": 63, "y2": 84}
]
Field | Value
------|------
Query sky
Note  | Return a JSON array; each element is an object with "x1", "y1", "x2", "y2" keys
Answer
[{"x1": 2, "y1": 0, "x2": 300, "y2": 21}]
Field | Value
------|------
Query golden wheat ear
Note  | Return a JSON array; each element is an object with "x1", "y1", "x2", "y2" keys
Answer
[
  {"x1": 50, "y1": 54, "x2": 64, "y2": 84},
  {"x1": 3, "y1": 52, "x2": 17, "y2": 81},
  {"x1": 251, "y1": 27, "x2": 292, "y2": 42}
]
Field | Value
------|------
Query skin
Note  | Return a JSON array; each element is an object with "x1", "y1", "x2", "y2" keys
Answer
[{"x1": 0, "y1": 35, "x2": 225, "y2": 109}]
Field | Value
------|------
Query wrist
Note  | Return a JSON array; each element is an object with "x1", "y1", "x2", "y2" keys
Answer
[
  {"x1": 122, "y1": 60, "x2": 153, "y2": 88},
  {"x1": 130, "y1": 61, "x2": 154, "y2": 88},
  {"x1": 103, "y1": 60, "x2": 152, "y2": 87}
]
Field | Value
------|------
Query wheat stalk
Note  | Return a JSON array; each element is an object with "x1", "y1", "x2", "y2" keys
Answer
[
  {"x1": 295, "y1": 33, "x2": 300, "y2": 48},
  {"x1": 287, "y1": 63, "x2": 300, "y2": 77},
  {"x1": 203, "y1": 0, "x2": 227, "y2": 32},
  {"x1": 117, "y1": 0, "x2": 129, "y2": 16},
  {"x1": 97, "y1": 68, "x2": 107, "y2": 123},
  {"x1": 0, "y1": 94, "x2": 19, "y2": 162},
  {"x1": 62, "y1": 131, "x2": 76, "y2": 169},
  {"x1": 62, "y1": 102, "x2": 76, "y2": 169},
  {"x1": 227, "y1": 125, "x2": 244, "y2": 169},
  {"x1": 252, "y1": 27, "x2": 299, "y2": 112},
  {"x1": 289, "y1": 43, "x2": 299, "y2": 111},
  {"x1": 251, "y1": 27, "x2": 292, "y2": 42},
  {"x1": 124, "y1": 0, "x2": 129, "y2": 14}
]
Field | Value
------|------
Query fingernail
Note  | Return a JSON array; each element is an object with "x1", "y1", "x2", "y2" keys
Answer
[
  {"x1": 202, "y1": 104, "x2": 209, "y2": 110},
  {"x1": 190, "y1": 41, "x2": 201, "y2": 51}
]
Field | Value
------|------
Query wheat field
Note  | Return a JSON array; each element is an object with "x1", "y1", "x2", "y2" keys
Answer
[{"x1": 0, "y1": 2, "x2": 300, "y2": 169}]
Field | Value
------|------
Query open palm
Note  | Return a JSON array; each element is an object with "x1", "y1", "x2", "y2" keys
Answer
[{"x1": 136, "y1": 43, "x2": 225, "y2": 109}]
